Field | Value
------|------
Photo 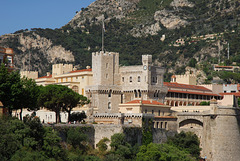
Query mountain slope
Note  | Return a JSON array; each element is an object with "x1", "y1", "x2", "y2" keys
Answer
[{"x1": 0, "y1": 0, "x2": 239, "y2": 80}]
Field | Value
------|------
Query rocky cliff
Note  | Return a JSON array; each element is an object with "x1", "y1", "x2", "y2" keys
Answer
[{"x1": 0, "y1": 0, "x2": 239, "y2": 81}]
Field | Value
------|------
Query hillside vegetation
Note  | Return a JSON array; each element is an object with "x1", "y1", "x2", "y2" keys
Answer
[{"x1": 0, "y1": 0, "x2": 239, "y2": 81}]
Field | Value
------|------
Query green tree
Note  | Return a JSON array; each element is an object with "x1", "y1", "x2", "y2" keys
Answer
[
  {"x1": 96, "y1": 137, "x2": 110, "y2": 155},
  {"x1": 167, "y1": 131, "x2": 201, "y2": 159},
  {"x1": 62, "y1": 88, "x2": 90, "y2": 122},
  {"x1": 38, "y1": 85, "x2": 68, "y2": 123},
  {"x1": 188, "y1": 58, "x2": 197, "y2": 68},
  {"x1": 19, "y1": 78, "x2": 41, "y2": 120},
  {"x1": 136, "y1": 143, "x2": 195, "y2": 161},
  {"x1": 42, "y1": 126, "x2": 66, "y2": 160},
  {"x1": 109, "y1": 133, "x2": 133, "y2": 160},
  {"x1": 0, "y1": 64, "x2": 24, "y2": 116},
  {"x1": 69, "y1": 112, "x2": 87, "y2": 122},
  {"x1": 199, "y1": 101, "x2": 210, "y2": 106},
  {"x1": 67, "y1": 127, "x2": 88, "y2": 153},
  {"x1": 10, "y1": 147, "x2": 48, "y2": 161}
]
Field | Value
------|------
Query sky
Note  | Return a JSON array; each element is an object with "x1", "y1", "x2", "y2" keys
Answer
[{"x1": 0, "y1": 0, "x2": 95, "y2": 36}]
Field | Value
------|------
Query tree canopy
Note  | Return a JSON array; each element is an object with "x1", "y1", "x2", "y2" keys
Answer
[{"x1": 38, "y1": 84, "x2": 89, "y2": 123}]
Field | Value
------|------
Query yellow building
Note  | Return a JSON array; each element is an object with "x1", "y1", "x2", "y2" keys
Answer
[
  {"x1": 35, "y1": 64, "x2": 93, "y2": 96},
  {"x1": 19, "y1": 64, "x2": 94, "y2": 122}
]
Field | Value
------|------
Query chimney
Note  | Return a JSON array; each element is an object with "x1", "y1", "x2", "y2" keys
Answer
[
  {"x1": 73, "y1": 66, "x2": 77, "y2": 71},
  {"x1": 47, "y1": 72, "x2": 50, "y2": 76},
  {"x1": 86, "y1": 66, "x2": 90, "y2": 69}
]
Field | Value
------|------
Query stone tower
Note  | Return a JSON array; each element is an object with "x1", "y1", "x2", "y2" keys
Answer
[
  {"x1": 142, "y1": 55, "x2": 152, "y2": 86},
  {"x1": 201, "y1": 97, "x2": 240, "y2": 161},
  {"x1": 87, "y1": 51, "x2": 122, "y2": 114},
  {"x1": 86, "y1": 51, "x2": 168, "y2": 115},
  {"x1": 177, "y1": 96, "x2": 240, "y2": 161},
  {"x1": 92, "y1": 51, "x2": 120, "y2": 86}
]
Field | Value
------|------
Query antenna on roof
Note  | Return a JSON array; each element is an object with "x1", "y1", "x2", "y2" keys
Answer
[
  {"x1": 102, "y1": 15, "x2": 105, "y2": 52},
  {"x1": 227, "y1": 42, "x2": 230, "y2": 60},
  {"x1": 218, "y1": 40, "x2": 220, "y2": 64}
]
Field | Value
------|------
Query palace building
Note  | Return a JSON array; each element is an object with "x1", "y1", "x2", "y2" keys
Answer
[{"x1": 85, "y1": 51, "x2": 168, "y2": 115}]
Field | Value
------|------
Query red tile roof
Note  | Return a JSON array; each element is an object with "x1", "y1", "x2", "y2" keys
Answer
[
  {"x1": 126, "y1": 100, "x2": 165, "y2": 105},
  {"x1": 168, "y1": 89, "x2": 220, "y2": 96},
  {"x1": 37, "y1": 74, "x2": 52, "y2": 79},
  {"x1": 36, "y1": 69, "x2": 92, "y2": 79},
  {"x1": 70, "y1": 69, "x2": 92, "y2": 73},
  {"x1": 215, "y1": 66, "x2": 233, "y2": 69},
  {"x1": 164, "y1": 82, "x2": 211, "y2": 92},
  {"x1": 219, "y1": 92, "x2": 240, "y2": 97}
]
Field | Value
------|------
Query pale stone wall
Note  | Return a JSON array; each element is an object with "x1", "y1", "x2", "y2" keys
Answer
[
  {"x1": 172, "y1": 71, "x2": 197, "y2": 85},
  {"x1": 52, "y1": 64, "x2": 73, "y2": 77},
  {"x1": 20, "y1": 71, "x2": 38, "y2": 79},
  {"x1": 223, "y1": 84, "x2": 238, "y2": 93},
  {"x1": 93, "y1": 124, "x2": 123, "y2": 148},
  {"x1": 92, "y1": 51, "x2": 120, "y2": 86},
  {"x1": 177, "y1": 96, "x2": 240, "y2": 161},
  {"x1": 200, "y1": 84, "x2": 223, "y2": 94}
]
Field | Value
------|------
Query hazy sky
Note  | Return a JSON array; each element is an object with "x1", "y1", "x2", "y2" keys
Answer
[{"x1": 0, "y1": 0, "x2": 95, "y2": 36}]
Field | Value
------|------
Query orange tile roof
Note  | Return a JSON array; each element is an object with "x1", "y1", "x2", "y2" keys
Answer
[
  {"x1": 154, "y1": 116, "x2": 177, "y2": 119},
  {"x1": 168, "y1": 89, "x2": 220, "y2": 96},
  {"x1": 215, "y1": 65, "x2": 233, "y2": 69},
  {"x1": 164, "y1": 82, "x2": 211, "y2": 92},
  {"x1": 37, "y1": 74, "x2": 52, "y2": 79},
  {"x1": 219, "y1": 92, "x2": 240, "y2": 97},
  {"x1": 126, "y1": 100, "x2": 165, "y2": 105},
  {"x1": 70, "y1": 68, "x2": 92, "y2": 73}
]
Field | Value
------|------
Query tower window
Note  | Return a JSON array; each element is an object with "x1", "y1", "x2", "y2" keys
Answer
[
  {"x1": 122, "y1": 77, "x2": 124, "y2": 82},
  {"x1": 130, "y1": 76, "x2": 132, "y2": 83},
  {"x1": 138, "y1": 76, "x2": 141, "y2": 82},
  {"x1": 106, "y1": 74, "x2": 108, "y2": 78},
  {"x1": 108, "y1": 90, "x2": 112, "y2": 97},
  {"x1": 106, "y1": 63, "x2": 108, "y2": 68},
  {"x1": 108, "y1": 102, "x2": 111, "y2": 109}
]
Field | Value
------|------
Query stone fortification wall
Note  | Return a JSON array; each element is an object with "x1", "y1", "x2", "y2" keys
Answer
[
  {"x1": 51, "y1": 123, "x2": 173, "y2": 148},
  {"x1": 94, "y1": 124, "x2": 123, "y2": 148},
  {"x1": 153, "y1": 129, "x2": 176, "y2": 144},
  {"x1": 202, "y1": 107, "x2": 240, "y2": 161}
]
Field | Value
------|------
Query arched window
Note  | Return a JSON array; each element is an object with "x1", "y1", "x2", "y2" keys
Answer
[
  {"x1": 72, "y1": 86, "x2": 79, "y2": 93},
  {"x1": 108, "y1": 89, "x2": 112, "y2": 97},
  {"x1": 108, "y1": 102, "x2": 111, "y2": 110}
]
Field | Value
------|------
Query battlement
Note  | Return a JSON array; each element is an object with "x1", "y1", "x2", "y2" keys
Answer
[
  {"x1": 52, "y1": 64, "x2": 73, "y2": 76},
  {"x1": 20, "y1": 71, "x2": 38, "y2": 79},
  {"x1": 142, "y1": 55, "x2": 152, "y2": 63},
  {"x1": 171, "y1": 71, "x2": 197, "y2": 85},
  {"x1": 93, "y1": 113, "x2": 154, "y2": 126},
  {"x1": 92, "y1": 51, "x2": 119, "y2": 57}
]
